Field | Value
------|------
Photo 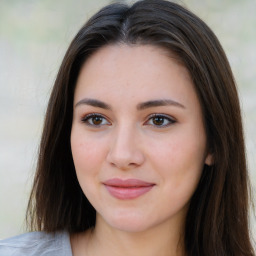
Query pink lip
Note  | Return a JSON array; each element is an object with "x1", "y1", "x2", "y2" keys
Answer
[{"x1": 103, "y1": 178, "x2": 155, "y2": 200}]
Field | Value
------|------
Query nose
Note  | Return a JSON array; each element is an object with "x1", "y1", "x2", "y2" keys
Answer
[{"x1": 106, "y1": 125, "x2": 145, "y2": 170}]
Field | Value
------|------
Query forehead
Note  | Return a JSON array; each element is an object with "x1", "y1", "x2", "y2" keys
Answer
[
  {"x1": 74, "y1": 44, "x2": 197, "y2": 109},
  {"x1": 79, "y1": 44, "x2": 186, "y2": 78}
]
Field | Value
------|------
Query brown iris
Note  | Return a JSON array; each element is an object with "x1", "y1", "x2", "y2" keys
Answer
[
  {"x1": 152, "y1": 116, "x2": 165, "y2": 126},
  {"x1": 92, "y1": 116, "x2": 103, "y2": 125}
]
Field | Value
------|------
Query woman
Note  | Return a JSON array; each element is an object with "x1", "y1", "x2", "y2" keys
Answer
[{"x1": 0, "y1": 0, "x2": 254, "y2": 255}]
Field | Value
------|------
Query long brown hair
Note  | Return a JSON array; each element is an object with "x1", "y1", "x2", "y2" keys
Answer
[{"x1": 26, "y1": 0, "x2": 255, "y2": 255}]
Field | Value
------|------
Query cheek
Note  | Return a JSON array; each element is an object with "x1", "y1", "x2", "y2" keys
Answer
[
  {"x1": 71, "y1": 141, "x2": 91, "y2": 168},
  {"x1": 150, "y1": 137, "x2": 205, "y2": 168},
  {"x1": 71, "y1": 131, "x2": 105, "y2": 175},
  {"x1": 149, "y1": 130, "x2": 206, "y2": 190},
  {"x1": 70, "y1": 133, "x2": 104, "y2": 198},
  {"x1": 158, "y1": 142, "x2": 204, "y2": 213}
]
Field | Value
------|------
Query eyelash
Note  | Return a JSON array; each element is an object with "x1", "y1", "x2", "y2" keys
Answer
[
  {"x1": 145, "y1": 114, "x2": 176, "y2": 128},
  {"x1": 81, "y1": 113, "x2": 110, "y2": 127},
  {"x1": 81, "y1": 113, "x2": 176, "y2": 128}
]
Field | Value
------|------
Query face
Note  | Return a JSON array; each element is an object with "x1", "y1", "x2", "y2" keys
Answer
[{"x1": 71, "y1": 44, "x2": 212, "y2": 233}]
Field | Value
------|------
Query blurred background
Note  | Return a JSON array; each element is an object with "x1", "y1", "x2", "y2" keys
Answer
[{"x1": 0, "y1": 0, "x2": 255, "y2": 241}]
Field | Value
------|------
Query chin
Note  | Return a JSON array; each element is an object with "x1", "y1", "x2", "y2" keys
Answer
[
  {"x1": 100, "y1": 211, "x2": 161, "y2": 233},
  {"x1": 111, "y1": 220, "x2": 152, "y2": 233}
]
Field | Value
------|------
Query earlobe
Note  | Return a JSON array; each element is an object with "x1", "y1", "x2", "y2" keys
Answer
[{"x1": 205, "y1": 153, "x2": 214, "y2": 166}]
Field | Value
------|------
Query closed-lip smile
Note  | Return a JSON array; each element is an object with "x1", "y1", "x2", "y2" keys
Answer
[{"x1": 103, "y1": 178, "x2": 155, "y2": 200}]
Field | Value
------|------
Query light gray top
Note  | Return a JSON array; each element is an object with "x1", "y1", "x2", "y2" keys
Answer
[{"x1": 0, "y1": 231, "x2": 72, "y2": 256}]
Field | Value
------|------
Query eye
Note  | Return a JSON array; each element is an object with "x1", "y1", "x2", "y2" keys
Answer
[
  {"x1": 145, "y1": 114, "x2": 176, "y2": 128},
  {"x1": 81, "y1": 113, "x2": 111, "y2": 127}
]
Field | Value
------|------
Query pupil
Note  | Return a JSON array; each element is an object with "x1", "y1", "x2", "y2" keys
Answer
[
  {"x1": 153, "y1": 117, "x2": 164, "y2": 125},
  {"x1": 93, "y1": 116, "x2": 102, "y2": 125}
]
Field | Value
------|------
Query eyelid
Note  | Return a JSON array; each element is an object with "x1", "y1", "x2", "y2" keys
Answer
[
  {"x1": 144, "y1": 113, "x2": 176, "y2": 127},
  {"x1": 81, "y1": 113, "x2": 111, "y2": 127}
]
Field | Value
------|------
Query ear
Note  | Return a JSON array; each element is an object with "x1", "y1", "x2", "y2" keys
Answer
[{"x1": 205, "y1": 153, "x2": 214, "y2": 166}]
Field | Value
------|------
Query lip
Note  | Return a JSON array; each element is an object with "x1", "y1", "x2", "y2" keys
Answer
[{"x1": 103, "y1": 178, "x2": 155, "y2": 200}]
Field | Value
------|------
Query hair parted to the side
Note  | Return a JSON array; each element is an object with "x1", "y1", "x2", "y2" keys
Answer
[{"x1": 26, "y1": 0, "x2": 255, "y2": 255}]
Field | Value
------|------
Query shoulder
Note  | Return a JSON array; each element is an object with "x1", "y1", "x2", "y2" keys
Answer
[{"x1": 0, "y1": 231, "x2": 72, "y2": 256}]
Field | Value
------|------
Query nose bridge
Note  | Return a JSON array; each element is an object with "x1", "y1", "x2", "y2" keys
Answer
[{"x1": 107, "y1": 122, "x2": 144, "y2": 169}]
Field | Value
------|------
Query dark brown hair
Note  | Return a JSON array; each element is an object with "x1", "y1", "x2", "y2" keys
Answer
[{"x1": 26, "y1": 0, "x2": 255, "y2": 255}]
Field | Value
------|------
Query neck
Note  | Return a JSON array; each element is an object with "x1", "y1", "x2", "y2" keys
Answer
[{"x1": 84, "y1": 215, "x2": 185, "y2": 256}]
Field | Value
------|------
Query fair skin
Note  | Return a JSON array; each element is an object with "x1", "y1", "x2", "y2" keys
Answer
[{"x1": 70, "y1": 44, "x2": 212, "y2": 256}]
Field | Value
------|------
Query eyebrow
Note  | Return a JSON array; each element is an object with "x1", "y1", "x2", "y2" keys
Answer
[
  {"x1": 74, "y1": 98, "x2": 185, "y2": 110},
  {"x1": 75, "y1": 98, "x2": 111, "y2": 109},
  {"x1": 137, "y1": 99, "x2": 185, "y2": 110}
]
